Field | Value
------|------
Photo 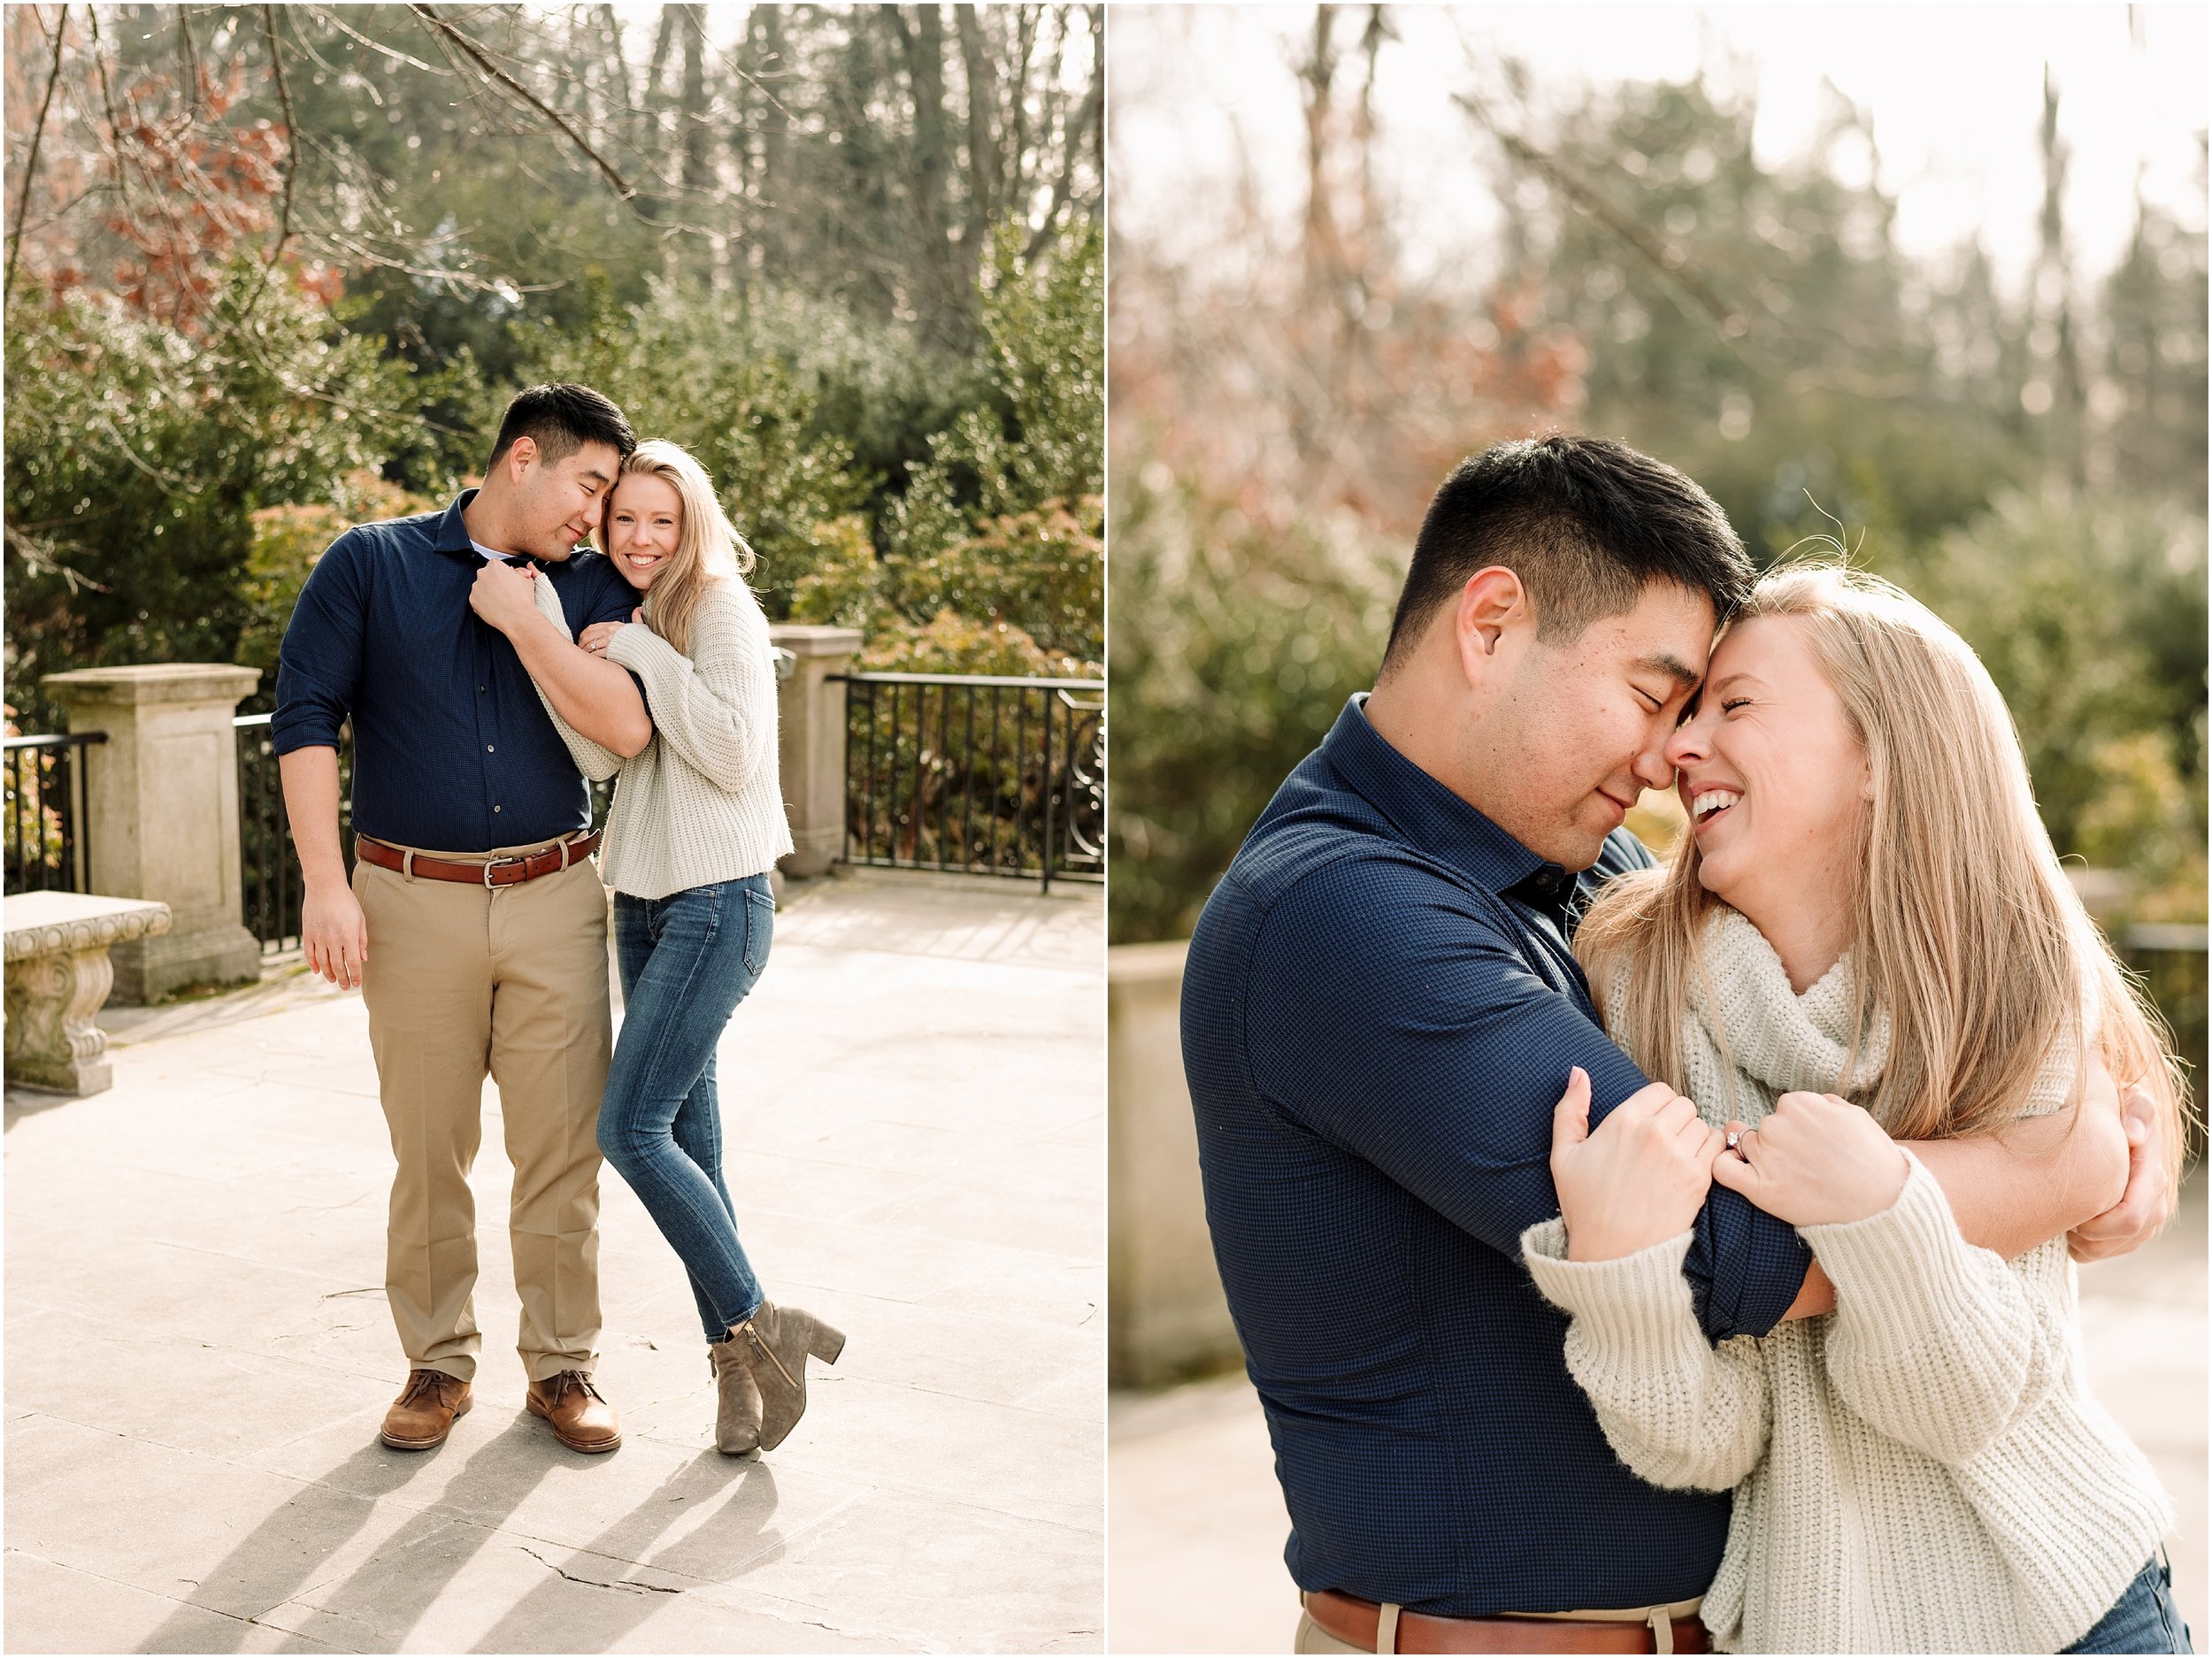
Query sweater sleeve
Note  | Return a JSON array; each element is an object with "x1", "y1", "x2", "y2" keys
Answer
[
  {"x1": 525, "y1": 569, "x2": 626, "y2": 782},
  {"x1": 1522, "y1": 1219, "x2": 1773, "y2": 1492},
  {"x1": 1803, "y1": 1151, "x2": 2062, "y2": 1464},
  {"x1": 603, "y1": 588, "x2": 773, "y2": 791}
]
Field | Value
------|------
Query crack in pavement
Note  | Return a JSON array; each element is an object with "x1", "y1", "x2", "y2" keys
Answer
[{"x1": 517, "y1": 1544, "x2": 682, "y2": 1596}]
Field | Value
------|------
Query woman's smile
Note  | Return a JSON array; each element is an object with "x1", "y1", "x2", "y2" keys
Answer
[
  {"x1": 1687, "y1": 786, "x2": 1743, "y2": 833},
  {"x1": 605, "y1": 470, "x2": 685, "y2": 591}
]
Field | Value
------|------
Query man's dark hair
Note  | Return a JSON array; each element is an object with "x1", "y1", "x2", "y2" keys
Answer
[
  {"x1": 1379, "y1": 434, "x2": 1752, "y2": 672},
  {"x1": 486, "y1": 383, "x2": 636, "y2": 473}
]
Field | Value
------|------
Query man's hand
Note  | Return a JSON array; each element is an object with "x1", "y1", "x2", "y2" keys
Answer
[
  {"x1": 278, "y1": 745, "x2": 363, "y2": 989},
  {"x1": 1552, "y1": 1069, "x2": 1723, "y2": 1261},
  {"x1": 469, "y1": 558, "x2": 541, "y2": 635},
  {"x1": 1712, "y1": 1092, "x2": 1909, "y2": 1227},
  {"x1": 301, "y1": 880, "x2": 367, "y2": 990},
  {"x1": 2069, "y1": 1083, "x2": 2173, "y2": 1262}
]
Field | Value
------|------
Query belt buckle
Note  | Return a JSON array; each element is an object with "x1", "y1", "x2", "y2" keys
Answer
[{"x1": 481, "y1": 853, "x2": 530, "y2": 888}]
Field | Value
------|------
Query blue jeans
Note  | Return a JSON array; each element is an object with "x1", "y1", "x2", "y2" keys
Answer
[
  {"x1": 604, "y1": 875, "x2": 775, "y2": 1340},
  {"x1": 2066, "y1": 1555, "x2": 2193, "y2": 1654}
]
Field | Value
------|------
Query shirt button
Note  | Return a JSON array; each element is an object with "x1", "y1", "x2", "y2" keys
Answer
[
  {"x1": 494, "y1": 804, "x2": 502, "y2": 813},
  {"x1": 487, "y1": 744, "x2": 495, "y2": 753},
  {"x1": 479, "y1": 685, "x2": 487, "y2": 694}
]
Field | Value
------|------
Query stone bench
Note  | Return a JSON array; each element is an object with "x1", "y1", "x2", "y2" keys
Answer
[{"x1": 4, "y1": 893, "x2": 173, "y2": 1096}]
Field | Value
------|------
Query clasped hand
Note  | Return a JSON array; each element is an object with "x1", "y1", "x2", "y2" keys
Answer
[
  {"x1": 469, "y1": 557, "x2": 540, "y2": 633},
  {"x1": 1550, "y1": 1071, "x2": 1908, "y2": 1261},
  {"x1": 579, "y1": 609, "x2": 643, "y2": 656}
]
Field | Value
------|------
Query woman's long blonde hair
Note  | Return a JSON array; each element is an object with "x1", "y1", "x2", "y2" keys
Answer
[
  {"x1": 1576, "y1": 563, "x2": 2188, "y2": 1197},
  {"x1": 605, "y1": 439, "x2": 757, "y2": 656}
]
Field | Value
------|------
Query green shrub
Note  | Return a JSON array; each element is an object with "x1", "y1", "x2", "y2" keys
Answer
[{"x1": 4, "y1": 264, "x2": 416, "y2": 723}]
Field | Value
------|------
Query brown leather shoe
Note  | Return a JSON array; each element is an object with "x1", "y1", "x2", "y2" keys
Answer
[
  {"x1": 380, "y1": 1369, "x2": 472, "y2": 1450},
  {"x1": 526, "y1": 1370, "x2": 622, "y2": 1454},
  {"x1": 708, "y1": 1336, "x2": 763, "y2": 1455}
]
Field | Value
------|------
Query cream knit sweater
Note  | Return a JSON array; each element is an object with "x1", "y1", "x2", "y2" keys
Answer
[
  {"x1": 1520, "y1": 907, "x2": 2170, "y2": 1654},
  {"x1": 528, "y1": 572, "x2": 794, "y2": 898}
]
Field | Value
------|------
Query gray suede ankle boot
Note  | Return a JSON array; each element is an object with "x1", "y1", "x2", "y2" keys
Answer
[
  {"x1": 708, "y1": 1335, "x2": 764, "y2": 1455},
  {"x1": 731, "y1": 1301, "x2": 846, "y2": 1451}
]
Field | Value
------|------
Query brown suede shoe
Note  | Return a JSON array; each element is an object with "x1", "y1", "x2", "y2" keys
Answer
[
  {"x1": 380, "y1": 1369, "x2": 472, "y2": 1451},
  {"x1": 731, "y1": 1301, "x2": 846, "y2": 1452},
  {"x1": 708, "y1": 1336, "x2": 763, "y2": 1455},
  {"x1": 526, "y1": 1370, "x2": 622, "y2": 1454}
]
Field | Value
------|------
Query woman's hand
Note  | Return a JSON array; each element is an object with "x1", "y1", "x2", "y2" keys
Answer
[
  {"x1": 1551, "y1": 1068, "x2": 1724, "y2": 1261},
  {"x1": 579, "y1": 608, "x2": 644, "y2": 656},
  {"x1": 1710, "y1": 1091, "x2": 1909, "y2": 1227},
  {"x1": 2069, "y1": 1081, "x2": 2172, "y2": 1262},
  {"x1": 469, "y1": 558, "x2": 541, "y2": 635}
]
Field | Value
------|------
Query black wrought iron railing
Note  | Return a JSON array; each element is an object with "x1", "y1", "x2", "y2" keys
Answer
[
  {"x1": 2122, "y1": 925, "x2": 2208, "y2": 1157},
  {"x1": 837, "y1": 672, "x2": 1104, "y2": 891},
  {"x1": 2, "y1": 732, "x2": 105, "y2": 896},
  {"x1": 234, "y1": 714, "x2": 355, "y2": 955}
]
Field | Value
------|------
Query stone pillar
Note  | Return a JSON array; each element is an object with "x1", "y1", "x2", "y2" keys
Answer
[
  {"x1": 42, "y1": 664, "x2": 265, "y2": 1003},
  {"x1": 767, "y1": 625, "x2": 863, "y2": 879},
  {"x1": 4, "y1": 893, "x2": 173, "y2": 1094},
  {"x1": 1109, "y1": 940, "x2": 1244, "y2": 1386}
]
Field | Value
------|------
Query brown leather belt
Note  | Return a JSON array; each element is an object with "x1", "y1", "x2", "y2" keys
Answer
[
  {"x1": 355, "y1": 832, "x2": 600, "y2": 887},
  {"x1": 1304, "y1": 1590, "x2": 1709, "y2": 1654}
]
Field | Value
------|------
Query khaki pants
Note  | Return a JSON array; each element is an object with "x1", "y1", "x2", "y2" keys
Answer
[
  {"x1": 354, "y1": 844, "x2": 612, "y2": 1385},
  {"x1": 1294, "y1": 1610, "x2": 1368, "y2": 1654}
]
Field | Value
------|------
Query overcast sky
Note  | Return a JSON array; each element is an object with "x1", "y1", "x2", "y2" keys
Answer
[{"x1": 1111, "y1": 4, "x2": 2208, "y2": 296}]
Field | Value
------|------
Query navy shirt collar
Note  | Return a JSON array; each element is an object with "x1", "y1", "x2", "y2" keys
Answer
[
  {"x1": 1319, "y1": 694, "x2": 1572, "y2": 906},
  {"x1": 432, "y1": 489, "x2": 479, "y2": 557},
  {"x1": 434, "y1": 487, "x2": 560, "y2": 568}
]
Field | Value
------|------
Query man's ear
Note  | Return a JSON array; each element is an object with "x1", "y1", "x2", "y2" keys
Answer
[
  {"x1": 1453, "y1": 567, "x2": 1530, "y2": 686},
  {"x1": 506, "y1": 434, "x2": 538, "y2": 484}
]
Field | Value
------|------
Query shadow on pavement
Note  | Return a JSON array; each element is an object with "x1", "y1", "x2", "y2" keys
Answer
[
  {"x1": 466, "y1": 1453, "x2": 780, "y2": 1653},
  {"x1": 139, "y1": 1418, "x2": 552, "y2": 1654},
  {"x1": 4, "y1": 1086, "x2": 76, "y2": 1132}
]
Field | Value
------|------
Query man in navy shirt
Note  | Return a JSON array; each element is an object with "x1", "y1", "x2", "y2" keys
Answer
[
  {"x1": 275, "y1": 385, "x2": 650, "y2": 1456},
  {"x1": 1180, "y1": 436, "x2": 2160, "y2": 1654}
]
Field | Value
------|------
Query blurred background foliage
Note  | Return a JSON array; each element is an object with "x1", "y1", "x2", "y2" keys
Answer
[
  {"x1": 1110, "y1": 5, "x2": 2207, "y2": 947},
  {"x1": 4, "y1": 3, "x2": 1102, "y2": 731}
]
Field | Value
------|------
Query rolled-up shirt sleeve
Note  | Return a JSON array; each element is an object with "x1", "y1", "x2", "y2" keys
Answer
[
  {"x1": 1243, "y1": 853, "x2": 1810, "y2": 1344},
  {"x1": 272, "y1": 531, "x2": 367, "y2": 755}
]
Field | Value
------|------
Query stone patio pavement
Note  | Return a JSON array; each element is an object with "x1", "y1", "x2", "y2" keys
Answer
[
  {"x1": 1110, "y1": 1175, "x2": 2208, "y2": 1654},
  {"x1": 6, "y1": 869, "x2": 1104, "y2": 1654}
]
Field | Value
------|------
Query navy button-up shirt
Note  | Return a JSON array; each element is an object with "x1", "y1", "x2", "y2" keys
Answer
[
  {"x1": 273, "y1": 490, "x2": 639, "y2": 852},
  {"x1": 1181, "y1": 695, "x2": 1812, "y2": 1617}
]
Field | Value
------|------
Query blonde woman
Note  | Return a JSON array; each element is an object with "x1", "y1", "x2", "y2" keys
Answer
[
  {"x1": 496, "y1": 439, "x2": 844, "y2": 1457},
  {"x1": 1522, "y1": 564, "x2": 2187, "y2": 1653}
]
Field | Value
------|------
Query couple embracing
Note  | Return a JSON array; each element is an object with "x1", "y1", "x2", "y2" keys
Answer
[
  {"x1": 273, "y1": 384, "x2": 841, "y2": 1463},
  {"x1": 1185, "y1": 436, "x2": 2191, "y2": 1654}
]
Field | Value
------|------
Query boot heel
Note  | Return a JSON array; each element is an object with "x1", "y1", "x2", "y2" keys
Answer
[{"x1": 809, "y1": 1321, "x2": 847, "y2": 1365}]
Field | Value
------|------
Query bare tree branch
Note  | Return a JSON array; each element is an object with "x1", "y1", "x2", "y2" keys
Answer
[
  {"x1": 177, "y1": 6, "x2": 202, "y2": 116},
  {"x1": 7, "y1": 4, "x2": 70, "y2": 305},
  {"x1": 5, "y1": 525, "x2": 115, "y2": 595},
  {"x1": 86, "y1": 7, "x2": 138, "y2": 229},
  {"x1": 260, "y1": 5, "x2": 298, "y2": 272},
  {"x1": 1456, "y1": 86, "x2": 1743, "y2": 334},
  {"x1": 1455, "y1": 75, "x2": 1925, "y2": 403},
  {"x1": 1025, "y1": 6, "x2": 1102, "y2": 260},
  {"x1": 303, "y1": 6, "x2": 451, "y2": 78},
  {"x1": 407, "y1": 4, "x2": 644, "y2": 211},
  {"x1": 208, "y1": 3, "x2": 303, "y2": 334}
]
